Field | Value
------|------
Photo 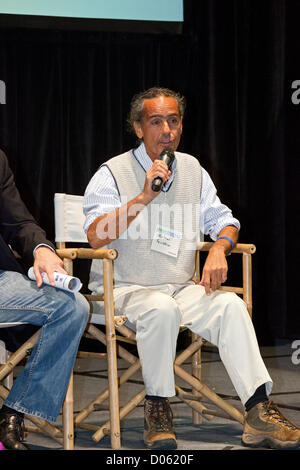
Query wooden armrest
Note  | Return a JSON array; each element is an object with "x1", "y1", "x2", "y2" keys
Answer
[
  {"x1": 76, "y1": 248, "x2": 118, "y2": 260},
  {"x1": 56, "y1": 248, "x2": 78, "y2": 259},
  {"x1": 196, "y1": 241, "x2": 256, "y2": 254},
  {"x1": 56, "y1": 247, "x2": 118, "y2": 260}
]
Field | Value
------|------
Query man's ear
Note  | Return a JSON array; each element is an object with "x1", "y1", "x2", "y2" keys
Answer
[{"x1": 133, "y1": 121, "x2": 143, "y2": 139}]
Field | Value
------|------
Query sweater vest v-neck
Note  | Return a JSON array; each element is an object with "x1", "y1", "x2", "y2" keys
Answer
[{"x1": 88, "y1": 150, "x2": 202, "y2": 292}]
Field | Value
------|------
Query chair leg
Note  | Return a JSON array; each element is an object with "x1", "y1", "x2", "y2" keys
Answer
[
  {"x1": 103, "y1": 258, "x2": 121, "y2": 450},
  {"x1": 243, "y1": 253, "x2": 253, "y2": 317},
  {"x1": 0, "y1": 341, "x2": 13, "y2": 389},
  {"x1": 62, "y1": 373, "x2": 74, "y2": 450},
  {"x1": 191, "y1": 333, "x2": 202, "y2": 424}
]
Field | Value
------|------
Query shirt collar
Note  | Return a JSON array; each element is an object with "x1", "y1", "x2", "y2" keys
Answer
[{"x1": 133, "y1": 142, "x2": 177, "y2": 192}]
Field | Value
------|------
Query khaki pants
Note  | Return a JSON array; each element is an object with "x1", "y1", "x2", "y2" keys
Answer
[{"x1": 98, "y1": 282, "x2": 273, "y2": 405}]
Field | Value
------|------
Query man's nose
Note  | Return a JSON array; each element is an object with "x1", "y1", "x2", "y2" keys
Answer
[{"x1": 161, "y1": 120, "x2": 171, "y2": 133}]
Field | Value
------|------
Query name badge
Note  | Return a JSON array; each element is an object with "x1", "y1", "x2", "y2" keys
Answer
[{"x1": 151, "y1": 225, "x2": 182, "y2": 258}]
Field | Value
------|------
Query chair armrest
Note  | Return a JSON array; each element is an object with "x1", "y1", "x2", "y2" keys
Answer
[
  {"x1": 56, "y1": 248, "x2": 78, "y2": 259},
  {"x1": 196, "y1": 242, "x2": 256, "y2": 254},
  {"x1": 56, "y1": 247, "x2": 118, "y2": 260},
  {"x1": 76, "y1": 248, "x2": 118, "y2": 260}
]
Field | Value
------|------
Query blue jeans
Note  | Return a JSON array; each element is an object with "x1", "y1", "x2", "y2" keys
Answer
[{"x1": 0, "y1": 270, "x2": 89, "y2": 423}]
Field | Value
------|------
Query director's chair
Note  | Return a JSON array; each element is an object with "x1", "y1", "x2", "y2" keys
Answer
[{"x1": 54, "y1": 193, "x2": 256, "y2": 449}]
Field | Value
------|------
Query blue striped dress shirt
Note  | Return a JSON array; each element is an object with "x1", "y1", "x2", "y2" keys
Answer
[{"x1": 83, "y1": 143, "x2": 240, "y2": 240}]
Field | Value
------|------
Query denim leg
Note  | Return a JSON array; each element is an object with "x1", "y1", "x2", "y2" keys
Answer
[{"x1": 0, "y1": 270, "x2": 89, "y2": 423}]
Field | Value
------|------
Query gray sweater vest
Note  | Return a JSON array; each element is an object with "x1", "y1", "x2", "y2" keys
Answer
[{"x1": 89, "y1": 150, "x2": 202, "y2": 292}]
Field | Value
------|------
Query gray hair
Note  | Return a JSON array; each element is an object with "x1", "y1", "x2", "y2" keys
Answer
[{"x1": 127, "y1": 87, "x2": 186, "y2": 134}]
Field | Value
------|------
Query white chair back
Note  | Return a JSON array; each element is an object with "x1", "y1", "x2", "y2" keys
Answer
[
  {"x1": 54, "y1": 193, "x2": 106, "y2": 325},
  {"x1": 54, "y1": 193, "x2": 87, "y2": 244}
]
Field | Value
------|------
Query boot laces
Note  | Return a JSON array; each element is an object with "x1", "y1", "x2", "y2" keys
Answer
[
  {"x1": 262, "y1": 401, "x2": 297, "y2": 430},
  {"x1": 147, "y1": 399, "x2": 173, "y2": 432}
]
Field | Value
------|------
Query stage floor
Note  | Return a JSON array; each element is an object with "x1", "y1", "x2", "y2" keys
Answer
[{"x1": 3, "y1": 339, "x2": 300, "y2": 452}]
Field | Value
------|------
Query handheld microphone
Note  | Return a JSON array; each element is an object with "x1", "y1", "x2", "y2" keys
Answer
[{"x1": 151, "y1": 148, "x2": 175, "y2": 192}]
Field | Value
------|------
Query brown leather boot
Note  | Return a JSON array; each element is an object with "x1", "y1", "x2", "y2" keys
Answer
[
  {"x1": 0, "y1": 412, "x2": 29, "y2": 450},
  {"x1": 242, "y1": 401, "x2": 300, "y2": 449},
  {"x1": 143, "y1": 397, "x2": 177, "y2": 450}
]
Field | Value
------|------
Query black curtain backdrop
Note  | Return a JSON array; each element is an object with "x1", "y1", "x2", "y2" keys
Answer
[{"x1": 0, "y1": 0, "x2": 299, "y2": 343}]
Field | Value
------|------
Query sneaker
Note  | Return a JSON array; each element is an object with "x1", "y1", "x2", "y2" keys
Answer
[
  {"x1": 143, "y1": 398, "x2": 177, "y2": 450},
  {"x1": 242, "y1": 400, "x2": 300, "y2": 449}
]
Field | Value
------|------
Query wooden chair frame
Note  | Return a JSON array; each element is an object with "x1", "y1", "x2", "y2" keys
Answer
[
  {"x1": 56, "y1": 246, "x2": 122, "y2": 449},
  {"x1": 175, "y1": 241, "x2": 256, "y2": 426},
  {"x1": 54, "y1": 241, "x2": 256, "y2": 449}
]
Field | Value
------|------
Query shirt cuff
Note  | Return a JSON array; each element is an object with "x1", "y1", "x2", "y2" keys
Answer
[{"x1": 33, "y1": 244, "x2": 56, "y2": 256}]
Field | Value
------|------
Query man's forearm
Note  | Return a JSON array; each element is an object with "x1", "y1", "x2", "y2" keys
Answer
[
  {"x1": 200, "y1": 225, "x2": 239, "y2": 295},
  {"x1": 87, "y1": 193, "x2": 149, "y2": 248},
  {"x1": 87, "y1": 158, "x2": 172, "y2": 249},
  {"x1": 211, "y1": 225, "x2": 239, "y2": 255}
]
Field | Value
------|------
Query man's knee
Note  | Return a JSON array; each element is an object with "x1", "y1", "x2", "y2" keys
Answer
[
  {"x1": 49, "y1": 289, "x2": 89, "y2": 327},
  {"x1": 141, "y1": 293, "x2": 181, "y2": 326},
  {"x1": 74, "y1": 292, "x2": 89, "y2": 312},
  {"x1": 68, "y1": 292, "x2": 90, "y2": 322},
  {"x1": 220, "y1": 292, "x2": 250, "y2": 323}
]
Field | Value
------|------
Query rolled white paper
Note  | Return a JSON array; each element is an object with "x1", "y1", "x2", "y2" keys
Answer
[{"x1": 28, "y1": 267, "x2": 82, "y2": 292}]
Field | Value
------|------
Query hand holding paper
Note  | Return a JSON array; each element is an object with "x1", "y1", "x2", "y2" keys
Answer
[{"x1": 28, "y1": 267, "x2": 82, "y2": 292}]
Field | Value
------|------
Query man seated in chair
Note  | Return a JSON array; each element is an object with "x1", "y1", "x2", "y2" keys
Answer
[
  {"x1": 83, "y1": 87, "x2": 300, "y2": 450},
  {"x1": 0, "y1": 149, "x2": 89, "y2": 450}
]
